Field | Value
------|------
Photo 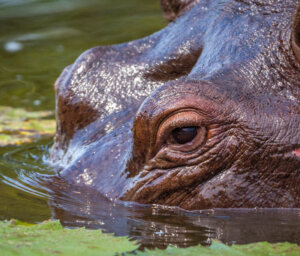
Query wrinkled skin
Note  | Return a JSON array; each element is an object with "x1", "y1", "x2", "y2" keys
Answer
[{"x1": 51, "y1": 0, "x2": 300, "y2": 210}]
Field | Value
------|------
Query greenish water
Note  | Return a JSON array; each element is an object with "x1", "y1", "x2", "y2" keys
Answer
[
  {"x1": 1, "y1": 0, "x2": 300, "y2": 249},
  {"x1": 0, "y1": 0, "x2": 166, "y2": 110}
]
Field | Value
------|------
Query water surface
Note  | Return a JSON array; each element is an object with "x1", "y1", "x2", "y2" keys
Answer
[{"x1": 1, "y1": 0, "x2": 300, "y2": 249}]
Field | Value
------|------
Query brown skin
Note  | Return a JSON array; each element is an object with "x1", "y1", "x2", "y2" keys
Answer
[{"x1": 50, "y1": 0, "x2": 300, "y2": 210}]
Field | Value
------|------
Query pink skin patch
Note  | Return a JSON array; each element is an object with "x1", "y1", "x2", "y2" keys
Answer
[{"x1": 293, "y1": 148, "x2": 300, "y2": 158}]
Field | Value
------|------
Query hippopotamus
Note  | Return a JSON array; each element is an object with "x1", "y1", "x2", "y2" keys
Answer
[{"x1": 50, "y1": 0, "x2": 300, "y2": 210}]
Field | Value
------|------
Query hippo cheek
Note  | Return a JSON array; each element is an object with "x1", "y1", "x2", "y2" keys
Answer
[{"x1": 121, "y1": 130, "x2": 240, "y2": 208}]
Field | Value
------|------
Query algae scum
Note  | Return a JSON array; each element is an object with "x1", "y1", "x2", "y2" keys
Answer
[{"x1": 1, "y1": 0, "x2": 300, "y2": 254}]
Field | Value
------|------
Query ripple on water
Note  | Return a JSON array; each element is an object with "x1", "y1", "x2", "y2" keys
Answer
[{"x1": 0, "y1": 138, "x2": 54, "y2": 222}]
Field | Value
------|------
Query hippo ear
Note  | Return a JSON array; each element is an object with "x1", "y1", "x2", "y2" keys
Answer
[
  {"x1": 160, "y1": 0, "x2": 194, "y2": 21},
  {"x1": 292, "y1": 5, "x2": 300, "y2": 62}
]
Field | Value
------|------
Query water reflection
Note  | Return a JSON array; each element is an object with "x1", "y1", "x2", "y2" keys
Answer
[{"x1": 46, "y1": 174, "x2": 300, "y2": 248}]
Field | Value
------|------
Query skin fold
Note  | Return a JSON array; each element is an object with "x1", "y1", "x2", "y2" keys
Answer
[{"x1": 50, "y1": 0, "x2": 300, "y2": 210}]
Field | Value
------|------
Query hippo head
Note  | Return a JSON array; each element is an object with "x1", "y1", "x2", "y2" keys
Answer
[{"x1": 51, "y1": 0, "x2": 300, "y2": 210}]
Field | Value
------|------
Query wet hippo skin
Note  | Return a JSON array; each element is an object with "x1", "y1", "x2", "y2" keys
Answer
[{"x1": 50, "y1": 0, "x2": 300, "y2": 210}]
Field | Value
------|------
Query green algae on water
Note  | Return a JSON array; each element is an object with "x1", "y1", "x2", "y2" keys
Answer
[
  {"x1": 1, "y1": 220, "x2": 300, "y2": 256},
  {"x1": 0, "y1": 106, "x2": 55, "y2": 146}
]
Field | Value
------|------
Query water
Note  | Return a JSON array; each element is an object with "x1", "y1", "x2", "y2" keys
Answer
[
  {"x1": 1, "y1": 0, "x2": 300, "y2": 249},
  {"x1": 0, "y1": 0, "x2": 165, "y2": 110}
]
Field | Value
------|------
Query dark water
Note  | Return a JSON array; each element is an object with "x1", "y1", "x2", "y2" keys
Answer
[{"x1": 1, "y1": 0, "x2": 300, "y2": 249}]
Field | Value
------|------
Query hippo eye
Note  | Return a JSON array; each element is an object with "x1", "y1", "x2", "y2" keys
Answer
[
  {"x1": 154, "y1": 110, "x2": 207, "y2": 154},
  {"x1": 172, "y1": 126, "x2": 197, "y2": 144}
]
